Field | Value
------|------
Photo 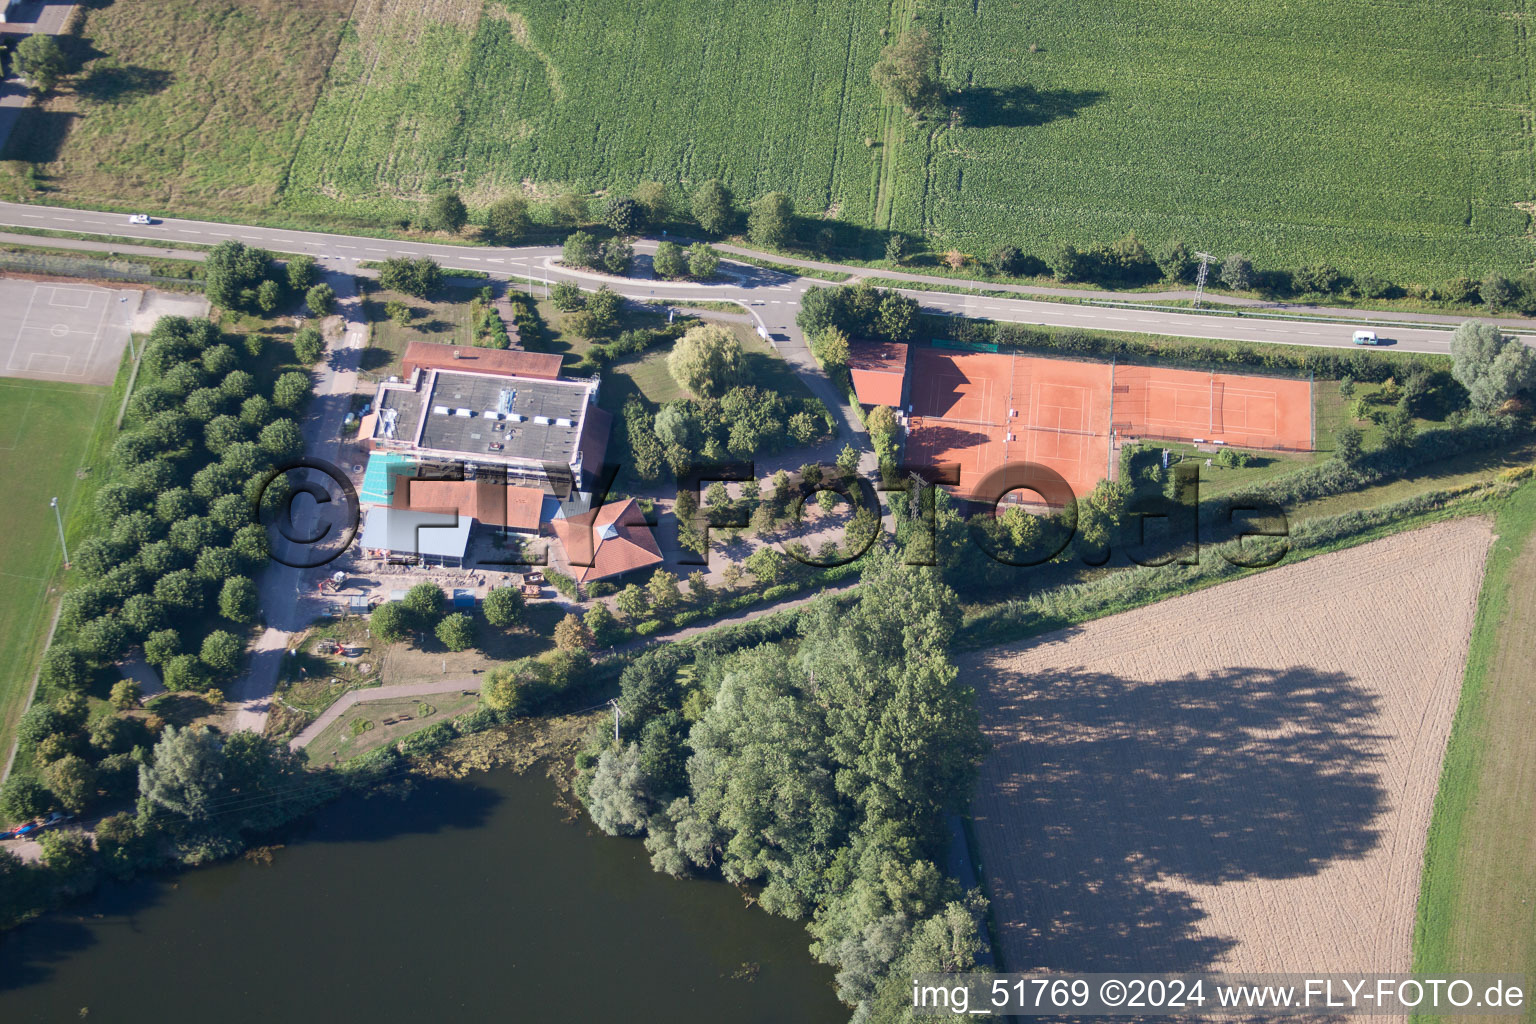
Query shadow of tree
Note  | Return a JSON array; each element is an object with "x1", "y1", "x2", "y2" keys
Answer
[
  {"x1": 73, "y1": 64, "x2": 172, "y2": 104},
  {"x1": 974, "y1": 663, "x2": 1385, "y2": 969},
  {"x1": 954, "y1": 85, "x2": 1105, "y2": 129}
]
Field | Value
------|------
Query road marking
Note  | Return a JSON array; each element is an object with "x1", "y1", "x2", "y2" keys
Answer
[
  {"x1": 460, "y1": 256, "x2": 482, "y2": 262},
  {"x1": 366, "y1": 247, "x2": 386, "y2": 253}
]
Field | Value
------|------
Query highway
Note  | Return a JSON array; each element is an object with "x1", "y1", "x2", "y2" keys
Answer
[{"x1": 0, "y1": 200, "x2": 1524, "y2": 355}]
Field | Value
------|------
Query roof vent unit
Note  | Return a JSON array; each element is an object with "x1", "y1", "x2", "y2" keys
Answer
[
  {"x1": 455, "y1": 408, "x2": 473, "y2": 418},
  {"x1": 380, "y1": 408, "x2": 399, "y2": 440},
  {"x1": 533, "y1": 415, "x2": 552, "y2": 425},
  {"x1": 482, "y1": 411, "x2": 502, "y2": 420},
  {"x1": 433, "y1": 405, "x2": 450, "y2": 416},
  {"x1": 496, "y1": 389, "x2": 516, "y2": 416},
  {"x1": 508, "y1": 413, "x2": 525, "y2": 422},
  {"x1": 555, "y1": 417, "x2": 573, "y2": 427}
]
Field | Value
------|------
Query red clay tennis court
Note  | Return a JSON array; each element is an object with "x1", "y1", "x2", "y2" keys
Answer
[{"x1": 905, "y1": 348, "x2": 1312, "y2": 500}]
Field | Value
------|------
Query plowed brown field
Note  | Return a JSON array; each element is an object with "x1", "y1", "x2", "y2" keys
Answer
[{"x1": 965, "y1": 518, "x2": 1494, "y2": 972}]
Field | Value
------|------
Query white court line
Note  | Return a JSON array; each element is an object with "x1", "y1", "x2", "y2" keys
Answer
[{"x1": 47, "y1": 287, "x2": 93, "y2": 309}]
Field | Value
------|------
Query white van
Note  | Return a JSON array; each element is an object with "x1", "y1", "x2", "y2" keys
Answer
[{"x1": 1352, "y1": 330, "x2": 1380, "y2": 345}]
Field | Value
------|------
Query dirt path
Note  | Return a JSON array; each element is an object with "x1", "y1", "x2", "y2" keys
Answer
[{"x1": 964, "y1": 518, "x2": 1493, "y2": 973}]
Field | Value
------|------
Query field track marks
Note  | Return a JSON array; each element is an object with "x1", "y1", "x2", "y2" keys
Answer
[{"x1": 965, "y1": 518, "x2": 1493, "y2": 973}]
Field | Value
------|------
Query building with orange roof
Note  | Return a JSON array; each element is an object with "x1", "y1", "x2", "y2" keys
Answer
[
  {"x1": 848, "y1": 341, "x2": 908, "y2": 408},
  {"x1": 390, "y1": 476, "x2": 544, "y2": 533},
  {"x1": 548, "y1": 498, "x2": 663, "y2": 584},
  {"x1": 401, "y1": 341, "x2": 562, "y2": 381}
]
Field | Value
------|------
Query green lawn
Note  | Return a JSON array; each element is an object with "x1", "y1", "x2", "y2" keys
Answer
[
  {"x1": 0, "y1": 376, "x2": 118, "y2": 766},
  {"x1": 1414, "y1": 481, "x2": 1536, "y2": 1018},
  {"x1": 361, "y1": 283, "x2": 484, "y2": 381},
  {"x1": 304, "y1": 691, "x2": 482, "y2": 766}
]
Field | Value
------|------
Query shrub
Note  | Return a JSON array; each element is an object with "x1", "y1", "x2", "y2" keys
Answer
[
  {"x1": 371, "y1": 601, "x2": 410, "y2": 643},
  {"x1": 483, "y1": 586, "x2": 525, "y2": 628}
]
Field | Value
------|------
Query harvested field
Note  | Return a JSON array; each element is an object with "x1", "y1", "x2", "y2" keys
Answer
[{"x1": 965, "y1": 518, "x2": 1493, "y2": 972}]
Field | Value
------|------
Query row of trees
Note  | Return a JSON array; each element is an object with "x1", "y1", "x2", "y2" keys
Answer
[
  {"x1": 10, "y1": 316, "x2": 315, "y2": 823},
  {"x1": 369, "y1": 581, "x2": 526, "y2": 654},
  {"x1": 579, "y1": 554, "x2": 987, "y2": 1020},
  {"x1": 2, "y1": 722, "x2": 322, "y2": 929},
  {"x1": 623, "y1": 384, "x2": 835, "y2": 483}
]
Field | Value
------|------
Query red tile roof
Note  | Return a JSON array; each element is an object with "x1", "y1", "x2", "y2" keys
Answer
[
  {"x1": 549, "y1": 498, "x2": 663, "y2": 584},
  {"x1": 391, "y1": 478, "x2": 544, "y2": 531},
  {"x1": 402, "y1": 341, "x2": 563, "y2": 381},
  {"x1": 848, "y1": 341, "x2": 908, "y2": 407}
]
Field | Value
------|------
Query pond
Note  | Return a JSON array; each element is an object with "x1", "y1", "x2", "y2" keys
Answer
[{"x1": 0, "y1": 768, "x2": 846, "y2": 1023}]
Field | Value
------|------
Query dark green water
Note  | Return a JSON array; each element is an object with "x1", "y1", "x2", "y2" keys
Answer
[{"x1": 0, "y1": 770, "x2": 845, "y2": 1023}]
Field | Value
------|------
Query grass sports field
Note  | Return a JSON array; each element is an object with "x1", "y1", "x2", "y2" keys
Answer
[
  {"x1": 3, "y1": 0, "x2": 1531, "y2": 281},
  {"x1": 0, "y1": 377, "x2": 113, "y2": 768}
]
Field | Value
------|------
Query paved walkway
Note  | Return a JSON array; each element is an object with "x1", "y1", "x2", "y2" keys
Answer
[{"x1": 0, "y1": 1, "x2": 77, "y2": 154}]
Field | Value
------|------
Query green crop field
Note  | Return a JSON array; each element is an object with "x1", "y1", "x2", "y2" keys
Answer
[
  {"x1": 0, "y1": 379, "x2": 113, "y2": 769},
  {"x1": 8, "y1": 0, "x2": 1536, "y2": 282}
]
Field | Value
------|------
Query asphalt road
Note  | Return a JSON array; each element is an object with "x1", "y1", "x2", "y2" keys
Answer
[{"x1": 1, "y1": 201, "x2": 1524, "y2": 356}]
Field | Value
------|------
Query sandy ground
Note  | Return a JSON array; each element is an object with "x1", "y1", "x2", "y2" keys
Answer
[{"x1": 964, "y1": 517, "x2": 1493, "y2": 973}]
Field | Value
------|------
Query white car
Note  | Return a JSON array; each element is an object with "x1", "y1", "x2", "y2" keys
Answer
[{"x1": 128, "y1": 214, "x2": 152, "y2": 225}]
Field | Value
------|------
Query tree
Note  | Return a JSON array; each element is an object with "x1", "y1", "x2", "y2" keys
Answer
[
  {"x1": 812, "y1": 325, "x2": 850, "y2": 373},
  {"x1": 988, "y1": 244, "x2": 1023, "y2": 275},
  {"x1": 1155, "y1": 240, "x2": 1195, "y2": 283},
  {"x1": 305, "y1": 283, "x2": 335, "y2": 317},
  {"x1": 42, "y1": 755, "x2": 95, "y2": 814},
  {"x1": 425, "y1": 191, "x2": 468, "y2": 233},
  {"x1": 293, "y1": 325, "x2": 325, "y2": 364},
  {"x1": 553, "y1": 191, "x2": 588, "y2": 227},
  {"x1": 653, "y1": 240, "x2": 688, "y2": 279},
  {"x1": 144, "y1": 628, "x2": 180, "y2": 666},
  {"x1": 616, "y1": 583, "x2": 649, "y2": 621},
  {"x1": 668, "y1": 323, "x2": 743, "y2": 398},
  {"x1": 586, "y1": 744, "x2": 652, "y2": 836},
  {"x1": 599, "y1": 237, "x2": 634, "y2": 275},
  {"x1": 40, "y1": 645, "x2": 87, "y2": 693},
  {"x1": 255, "y1": 279, "x2": 281, "y2": 315},
  {"x1": 435, "y1": 612, "x2": 475, "y2": 652},
  {"x1": 385, "y1": 299, "x2": 412, "y2": 325},
  {"x1": 371, "y1": 601, "x2": 411, "y2": 643},
  {"x1": 204, "y1": 241, "x2": 272, "y2": 310},
  {"x1": 550, "y1": 280, "x2": 584, "y2": 311},
  {"x1": 563, "y1": 230, "x2": 599, "y2": 269},
  {"x1": 1450, "y1": 319, "x2": 1536, "y2": 411},
  {"x1": 139, "y1": 725, "x2": 225, "y2": 823},
  {"x1": 486, "y1": 196, "x2": 532, "y2": 243},
  {"x1": 553, "y1": 612, "x2": 594, "y2": 652},
  {"x1": 258, "y1": 418, "x2": 303, "y2": 461},
  {"x1": 1220, "y1": 253, "x2": 1255, "y2": 290},
  {"x1": 272, "y1": 371, "x2": 312, "y2": 410},
  {"x1": 1482, "y1": 272, "x2": 1516, "y2": 313},
  {"x1": 633, "y1": 181, "x2": 670, "y2": 225},
  {"x1": 200, "y1": 630, "x2": 243, "y2": 677},
  {"x1": 646, "y1": 570, "x2": 681, "y2": 612},
  {"x1": 483, "y1": 586, "x2": 526, "y2": 628},
  {"x1": 603, "y1": 196, "x2": 643, "y2": 234},
  {"x1": 1051, "y1": 243, "x2": 1088, "y2": 283},
  {"x1": 585, "y1": 286, "x2": 622, "y2": 332},
  {"x1": 692, "y1": 179, "x2": 735, "y2": 236},
  {"x1": 286, "y1": 254, "x2": 317, "y2": 291},
  {"x1": 686, "y1": 243, "x2": 720, "y2": 280},
  {"x1": 378, "y1": 256, "x2": 441, "y2": 298},
  {"x1": 218, "y1": 576, "x2": 258, "y2": 623},
  {"x1": 110, "y1": 679, "x2": 142, "y2": 711},
  {"x1": 1382, "y1": 404, "x2": 1416, "y2": 449},
  {"x1": 748, "y1": 192, "x2": 794, "y2": 249},
  {"x1": 14, "y1": 34, "x2": 66, "y2": 93},
  {"x1": 402, "y1": 582, "x2": 445, "y2": 625},
  {"x1": 745, "y1": 546, "x2": 785, "y2": 584},
  {"x1": 876, "y1": 292, "x2": 918, "y2": 341},
  {"x1": 0, "y1": 774, "x2": 50, "y2": 821},
  {"x1": 869, "y1": 28, "x2": 945, "y2": 114}
]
